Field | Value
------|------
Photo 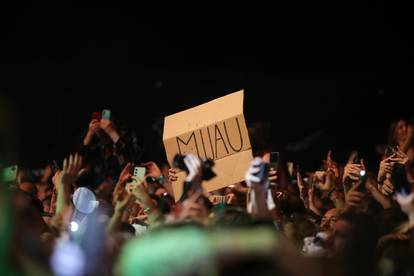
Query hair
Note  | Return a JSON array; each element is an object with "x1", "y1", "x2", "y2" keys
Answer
[
  {"x1": 282, "y1": 213, "x2": 317, "y2": 247},
  {"x1": 387, "y1": 116, "x2": 413, "y2": 146},
  {"x1": 247, "y1": 121, "x2": 272, "y2": 156},
  {"x1": 212, "y1": 207, "x2": 252, "y2": 228},
  {"x1": 337, "y1": 212, "x2": 379, "y2": 276},
  {"x1": 376, "y1": 237, "x2": 414, "y2": 276},
  {"x1": 375, "y1": 208, "x2": 408, "y2": 237}
]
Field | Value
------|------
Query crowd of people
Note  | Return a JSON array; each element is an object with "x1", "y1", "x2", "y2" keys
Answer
[{"x1": 1, "y1": 112, "x2": 414, "y2": 276}]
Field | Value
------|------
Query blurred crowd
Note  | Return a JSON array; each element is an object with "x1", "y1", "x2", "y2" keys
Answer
[{"x1": 1, "y1": 112, "x2": 414, "y2": 276}]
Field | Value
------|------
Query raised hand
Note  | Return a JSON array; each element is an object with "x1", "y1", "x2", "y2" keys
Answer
[
  {"x1": 378, "y1": 157, "x2": 394, "y2": 183},
  {"x1": 325, "y1": 150, "x2": 339, "y2": 177},
  {"x1": 99, "y1": 118, "x2": 120, "y2": 143},
  {"x1": 54, "y1": 153, "x2": 82, "y2": 216},
  {"x1": 83, "y1": 119, "x2": 101, "y2": 146},
  {"x1": 168, "y1": 168, "x2": 178, "y2": 183},
  {"x1": 141, "y1": 161, "x2": 162, "y2": 178},
  {"x1": 390, "y1": 146, "x2": 409, "y2": 166},
  {"x1": 344, "y1": 182, "x2": 365, "y2": 211},
  {"x1": 118, "y1": 163, "x2": 133, "y2": 184},
  {"x1": 88, "y1": 119, "x2": 100, "y2": 135},
  {"x1": 59, "y1": 153, "x2": 83, "y2": 187},
  {"x1": 312, "y1": 170, "x2": 336, "y2": 191},
  {"x1": 343, "y1": 163, "x2": 363, "y2": 182},
  {"x1": 245, "y1": 157, "x2": 265, "y2": 188},
  {"x1": 113, "y1": 163, "x2": 133, "y2": 204},
  {"x1": 268, "y1": 167, "x2": 278, "y2": 186},
  {"x1": 183, "y1": 154, "x2": 203, "y2": 183},
  {"x1": 380, "y1": 179, "x2": 394, "y2": 196}
]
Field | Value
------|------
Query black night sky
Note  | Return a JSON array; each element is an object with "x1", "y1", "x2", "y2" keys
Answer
[{"x1": 0, "y1": 3, "x2": 413, "y2": 171}]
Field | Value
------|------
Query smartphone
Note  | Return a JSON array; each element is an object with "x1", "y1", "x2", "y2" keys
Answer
[
  {"x1": 92, "y1": 112, "x2": 101, "y2": 121},
  {"x1": 352, "y1": 155, "x2": 367, "y2": 192},
  {"x1": 0, "y1": 165, "x2": 18, "y2": 183},
  {"x1": 270, "y1": 152, "x2": 280, "y2": 171},
  {"x1": 384, "y1": 146, "x2": 397, "y2": 158},
  {"x1": 48, "y1": 160, "x2": 60, "y2": 174},
  {"x1": 133, "y1": 167, "x2": 146, "y2": 182},
  {"x1": 101, "y1": 109, "x2": 111, "y2": 121}
]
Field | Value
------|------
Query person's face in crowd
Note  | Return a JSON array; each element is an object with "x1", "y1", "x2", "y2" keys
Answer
[
  {"x1": 395, "y1": 119, "x2": 408, "y2": 144},
  {"x1": 320, "y1": 208, "x2": 339, "y2": 231},
  {"x1": 18, "y1": 181, "x2": 37, "y2": 196},
  {"x1": 36, "y1": 182, "x2": 52, "y2": 201},
  {"x1": 171, "y1": 196, "x2": 210, "y2": 225},
  {"x1": 327, "y1": 218, "x2": 353, "y2": 254}
]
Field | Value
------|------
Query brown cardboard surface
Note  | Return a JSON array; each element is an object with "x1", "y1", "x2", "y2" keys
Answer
[{"x1": 163, "y1": 90, "x2": 253, "y2": 200}]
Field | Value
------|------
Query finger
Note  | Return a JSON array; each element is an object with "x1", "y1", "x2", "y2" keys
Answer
[
  {"x1": 389, "y1": 158, "x2": 401, "y2": 163},
  {"x1": 381, "y1": 188, "x2": 391, "y2": 196},
  {"x1": 141, "y1": 162, "x2": 154, "y2": 168},
  {"x1": 248, "y1": 166, "x2": 260, "y2": 175},
  {"x1": 187, "y1": 154, "x2": 200, "y2": 169},
  {"x1": 73, "y1": 153, "x2": 79, "y2": 170},
  {"x1": 247, "y1": 174, "x2": 261, "y2": 184},
  {"x1": 349, "y1": 182, "x2": 361, "y2": 192},
  {"x1": 347, "y1": 194, "x2": 362, "y2": 202},
  {"x1": 269, "y1": 175, "x2": 277, "y2": 182},
  {"x1": 348, "y1": 174, "x2": 360, "y2": 181},
  {"x1": 77, "y1": 154, "x2": 83, "y2": 171},
  {"x1": 327, "y1": 150, "x2": 332, "y2": 161},
  {"x1": 360, "y1": 159, "x2": 366, "y2": 171},
  {"x1": 347, "y1": 201, "x2": 361, "y2": 207},
  {"x1": 68, "y1": 154, "x2": 74, "y2": 171},
  {"x1": 252, "y1": 157, "x2": 263, "y2": 166},
  {"x1": 63, "y1": 158, "x2": 68, "y2": 171},
  {"x1": 349, "y1": 164, "x2": 362, "y2": 170},
  {"x1": 75, "y1": 154, "x2": 82, "y2": 172},
  {"x1": 297, "y1": 172, "x2": 304, "y2": 188},
  {"x1": 184, "y1": 156, "x2": 198, "y2": 172},
  {"x1": 124, "y1": 163, "x2": 133, "y2": 173},
  {"x1": 348, "y1": 191, "x2": 363, "y2": 199},
  {"x1": 268, "y1": 169, "x2": 277, "y2": 176},
  {"x1": 348, "y1": 196, "x2": 362, "y2": 203},
  {"x1": 383, "y1": 184, "x2": 393, "y2": 194},
  {"x1": 348, "y1": 167, "x2": 362, "y2": 175}
]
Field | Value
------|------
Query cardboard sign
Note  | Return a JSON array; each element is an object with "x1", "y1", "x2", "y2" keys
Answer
[{"x1": 163, "y1": 90, "x2": 253, "y2": 200}]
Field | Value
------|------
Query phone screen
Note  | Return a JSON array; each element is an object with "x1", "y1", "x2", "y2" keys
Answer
[{"x1": 101, "y1": 109, "x2": 111, "y2": 120}]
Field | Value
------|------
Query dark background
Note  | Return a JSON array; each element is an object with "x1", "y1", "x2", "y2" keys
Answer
[{"x1": 1, "y1": 3, "x2": 413, "y2": 171}]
